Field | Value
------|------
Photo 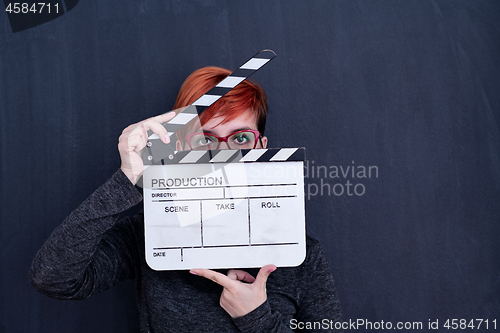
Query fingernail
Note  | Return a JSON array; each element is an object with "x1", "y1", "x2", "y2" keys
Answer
[
  {"x1": 189, "y1": 270, "x2": 198, "y2": 275},
  {"x1": 165, "y1": 134, "x2": 170, "y2": 143},
  {"x1": 268, "y1": 268, "x2": 276, "y2": 273}
]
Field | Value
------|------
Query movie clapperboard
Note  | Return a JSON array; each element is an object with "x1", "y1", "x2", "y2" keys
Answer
[{"x1": 141, "y1": 50, "x2": 306, "y2": 270}]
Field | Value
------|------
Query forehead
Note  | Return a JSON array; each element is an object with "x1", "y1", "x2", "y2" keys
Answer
[{"x1": 201, "y1": 109, "x2": 258, "y2": 133}]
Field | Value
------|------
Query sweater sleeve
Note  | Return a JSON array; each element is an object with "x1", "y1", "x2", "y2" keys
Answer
[
  {"x1": 232, "y1": 238, "x2": 343, "y2": 333},
  {"x1": 30, "y1": 169, "x2": 144, "y2": 300},
  {"x1": 232, "y1": 301, "x2": 293, "y2": 333}
]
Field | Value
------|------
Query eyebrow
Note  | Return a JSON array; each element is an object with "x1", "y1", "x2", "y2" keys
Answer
[{"x1": 201, "y1": 127, "x2": 256, "y2": 135}]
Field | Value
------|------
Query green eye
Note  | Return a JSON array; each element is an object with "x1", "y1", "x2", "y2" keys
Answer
[
  {"x1": 234, "y1": 134, "x2": 249, "y2": 143},
  {"x1": 229, "y1": 132, "x2": 256, "y2": 147}
]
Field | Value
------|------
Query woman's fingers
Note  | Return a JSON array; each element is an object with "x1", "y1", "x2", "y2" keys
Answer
[
  {"x1": 190, "y1": 269, "x2": 239, "y2": 291},
  {"x1": 227, "y1": 270, "x2": 256, "y2": 283},
  {"x1": 190, "y1": 266, "x2": 277, "y2": 318},
  {"x1": 253, "y1": 265, "x2": 277, "y2": 289},
  {"x1": 153, "y1": 111, "x2": 177, "y2": 125},
  {"x1": 144, "y1": 120, "x2": 170, "y2": 145},
  {"x1": 118, "y1": 111, "x2": 177, "y2": 184},
  {"x1": 147, "y1": 111, "x2": 177, "y2": 143}
]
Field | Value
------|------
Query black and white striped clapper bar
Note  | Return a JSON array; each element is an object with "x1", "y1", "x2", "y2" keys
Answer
[
  {"x1": 143, "y1": 49, "x2": 276, "y2": 165},
  {"x1": 161, "y1": 147, "x2": 305, "y2": 165}
]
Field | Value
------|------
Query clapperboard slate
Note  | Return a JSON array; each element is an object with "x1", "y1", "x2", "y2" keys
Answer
[
  {"x1": 143, "y1": 148, "x2": 306, "y2": 270},
  {"x1": 140, "y1": 49, "x2": 306, "y2": 269}
]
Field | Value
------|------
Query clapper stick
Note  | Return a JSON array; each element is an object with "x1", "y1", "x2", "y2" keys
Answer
[
  {"x1": 143, "y1": 49, "x2": 276, "y2": 165},
  {"x1": 162, "y1": 148, "x2": 305, "y2": 165}
]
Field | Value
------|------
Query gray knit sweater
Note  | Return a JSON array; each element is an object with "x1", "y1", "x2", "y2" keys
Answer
[{"x1": 30, "y1": 169, "x2": 343, "y2": 332}]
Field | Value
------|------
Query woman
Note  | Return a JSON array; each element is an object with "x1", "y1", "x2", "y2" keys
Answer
[{"x1": 30, "y1": 66, "x2": 343, "y2": 332}]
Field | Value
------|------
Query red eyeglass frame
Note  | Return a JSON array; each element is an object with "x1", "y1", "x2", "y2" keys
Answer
[{"x1": 185, "y1": 129, "x2": 262, "y2": 150}]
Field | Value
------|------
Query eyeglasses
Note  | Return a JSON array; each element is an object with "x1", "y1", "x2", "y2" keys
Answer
[{"x1": 185, "y1": 130, "x2": 261, "y2": 150}]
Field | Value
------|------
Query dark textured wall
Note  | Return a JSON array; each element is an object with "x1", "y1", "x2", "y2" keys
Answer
[{"x1": 1, "y1": 1, "x2": 499, "y2": 332}]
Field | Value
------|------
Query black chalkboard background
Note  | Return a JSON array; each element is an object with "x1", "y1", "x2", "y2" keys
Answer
[{"x1": 1, "y1": 1, "x2": 499, "y2": 332}]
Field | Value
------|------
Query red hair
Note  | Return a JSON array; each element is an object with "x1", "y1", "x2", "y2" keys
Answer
[{"x1": 173, "y1": 66, "x2": 268, "y2": 143}]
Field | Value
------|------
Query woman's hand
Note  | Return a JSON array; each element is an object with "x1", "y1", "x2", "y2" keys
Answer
[
  {"x1": 118, "y1": 111, "x2": 176, "y2": 184},
  {"x1": 190, "y1": 265, "x2": 277, "y2": 318}
]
